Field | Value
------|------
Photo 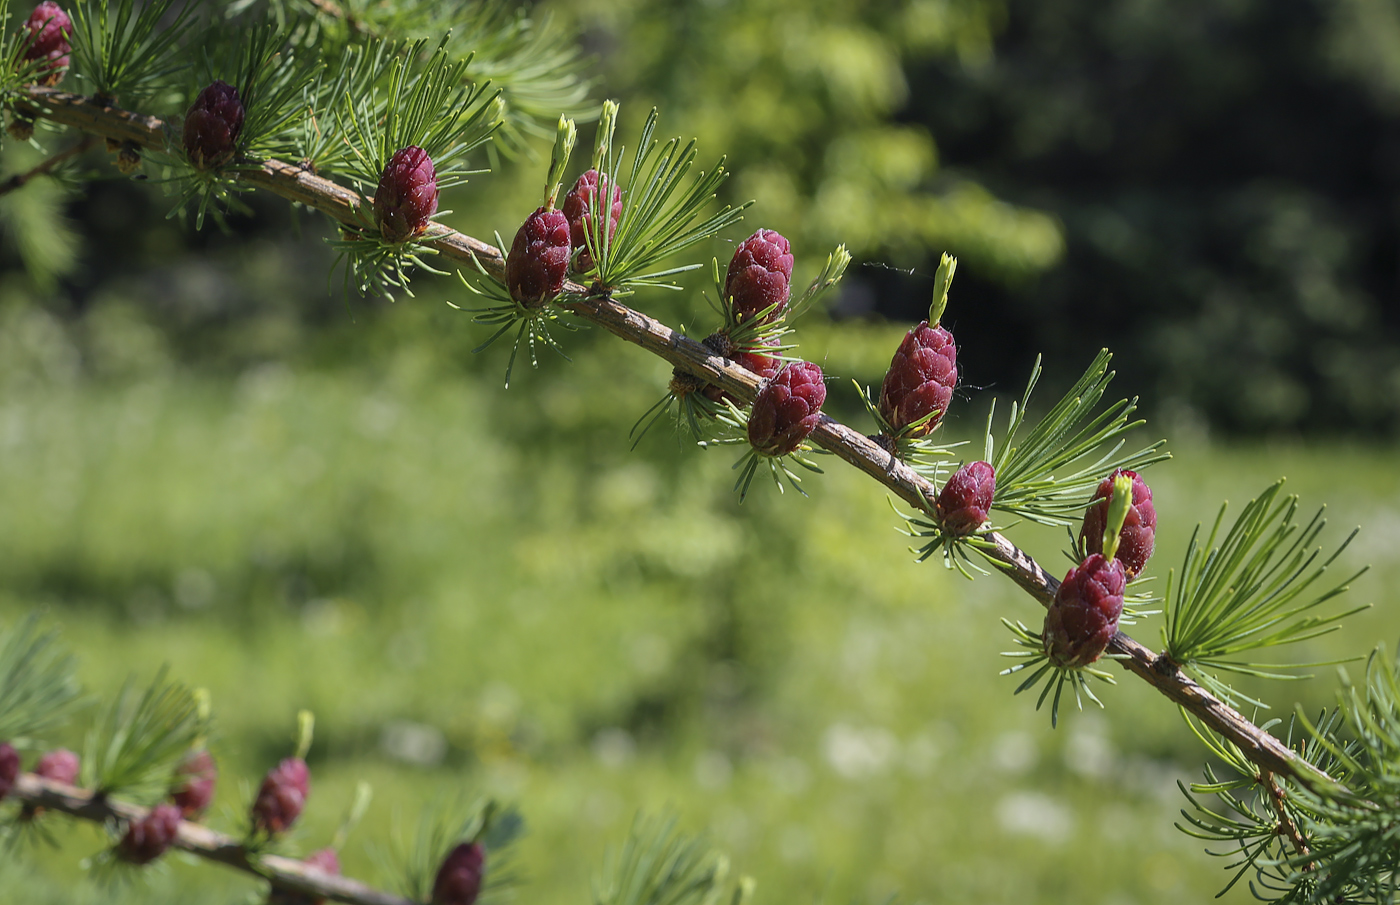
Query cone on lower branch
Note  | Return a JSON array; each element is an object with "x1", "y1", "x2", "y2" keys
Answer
[
  {"x1": 433, "y1": 841, "x2": 486, "y2": 905},
  {"x1": 34, "y1": 747, "x2": 78, "y2": 784},
  {"x1": 267, "y1": 848, "x2": 341, "y2": 905},
  {"x1": 0, "y1": 742, "x2": 18, "y2": 799},
  {"x1": 22, "y1": 747, "x2": 79, "y2": 819},
  {"x1": 999, "y1": 552, "x2": 1127, "y2": 727},
  {"x1": 116, "y1": 802, "x2": 182, "y2": 865},
  {"x1": 252, "y1": 756, "x2": 310, "y2": 836},
  {"x1": 171, "y1": 747, "x2": 217, "y2": 819}
]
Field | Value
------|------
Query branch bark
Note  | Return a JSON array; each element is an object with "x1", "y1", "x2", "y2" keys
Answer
[
  {"x1": 1262, "y1": 769, "x2": 1315, "y2": 868},
  {"x1": 15, "y1": 85, "x2": 1340, "y2": 795},
  {"x1": 9, "y1": 772, "x2": 415, "y2": 905}
]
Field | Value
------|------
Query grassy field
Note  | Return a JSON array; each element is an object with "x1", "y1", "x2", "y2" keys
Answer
[{"x1": 1, "y1": 301, "x2": 1397, "y2": 905}]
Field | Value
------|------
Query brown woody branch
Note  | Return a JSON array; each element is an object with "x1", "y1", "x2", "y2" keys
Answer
[
  {"x1": 15, "y1": 86, "x2": 1340, "y2": 795},
  {"x1": 1262, "y1": 770, "x2": 1315, "y2": 867},
  {"x1": 9, "y1": 772, "x2": 414, "y2": 905}
]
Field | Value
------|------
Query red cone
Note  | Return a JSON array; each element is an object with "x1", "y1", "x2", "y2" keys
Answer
[
  {"x1": 878, "y1": 321, "x2": 957, "y2": 438},
  {"x1": 747, "y1": 361, "x2": 826, "y2": 457},
  {"x1": 374, "y1": 146, "x2": 440, "y2": 243},
  {"x1": 936, "y1": 461, "x2": 996, "y2": 536},
  {"x1": 1043, "y1": 554, "x2": 1127, "y2": 668},
  {"x1": 725, "y1": 229, "x2": 793, "y2": 324}
]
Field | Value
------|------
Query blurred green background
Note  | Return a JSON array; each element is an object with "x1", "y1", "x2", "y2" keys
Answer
[{"x1": 1, "y1": 0, "x2": 1399, "y2": 903}]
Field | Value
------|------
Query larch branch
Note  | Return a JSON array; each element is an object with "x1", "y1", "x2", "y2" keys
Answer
[{"x1": 15, "y1": 84, "x2": 1340, "y2": 796}]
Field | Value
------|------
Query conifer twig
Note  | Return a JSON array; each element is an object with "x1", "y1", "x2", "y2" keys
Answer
[
  {"x1": 0, "y1": 134, "x2": 96, "y2": 196},
  {"x1": 9, "y1": 772, "x2": 414, "y2": 905},
  {"x1": 1261, "y1": 769, "x2": 1314, "y2": 867},
  {"x1": 15, "y1": 84, "x2": 1342, "y2": 797}
]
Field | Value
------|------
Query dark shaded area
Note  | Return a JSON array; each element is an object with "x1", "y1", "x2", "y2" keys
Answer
[{"x1": 889, "y1": 0, "x2": 1400, "y2": 436}]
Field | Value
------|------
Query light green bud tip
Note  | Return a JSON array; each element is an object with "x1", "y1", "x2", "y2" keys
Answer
[
  {"x1": 332, "y1": 781, "x2": 374, "y2": 848},
  {"x1": 826, "y1": 244, "x2": 853, "y2": 284},
  {"x1": 193, "y1": 687, "x2": 211, "y2": 722},
  {"x1": 928, "y1": 253, "x2": 957, "y2": 325},
  {"x1": 544, "y1": 115, "x2": 578, "y2": 209},
  {"x1": 192, "y1": 687, "x2": 212, "y2": 747},
  {"x1": 1101, "y1": 473, "x2": 1135, "y2": 563},
  {"x1": 294, "y1": 709, "x2": 316, "y2": 760},
  {"x1": 734, "y1": 876, "x2": 757, "y2": 905},
  {"x1": 594, "y1": 99, "x2": 619, "y2": 172}
]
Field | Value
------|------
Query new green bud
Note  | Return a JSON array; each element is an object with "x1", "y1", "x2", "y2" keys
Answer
[
  {"x1": 928, "y1": 253, "x2": 957, "y2": 326},
  {"x1": 1100, "y1": 473, "x2": 1135, "y2": 563},
  {"x1": 543, "y1": 116, "x2": 578, "y2": 209},
  {"x1": 294, "y1": 709, "x2": 315, "y2": 761},
  {"x1": 593, "y1": 99, "x2": 619, "y2": 172}
]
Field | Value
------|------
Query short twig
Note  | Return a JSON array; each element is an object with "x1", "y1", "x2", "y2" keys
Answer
[
  {"x1": 1262, "y1": 769, "x2": 1315, "y2": 869},
  {"x1": 0, "y1": 133, "x2": 96, "y2": 197}
]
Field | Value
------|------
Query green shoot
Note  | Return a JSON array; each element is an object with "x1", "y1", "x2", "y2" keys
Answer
[
  {"x1": 987, "y1": 350, "x2": 1168, "y2": 526},
  {"x1": 1163, "y1": 480, "x2": 1369, "y2": 706}
]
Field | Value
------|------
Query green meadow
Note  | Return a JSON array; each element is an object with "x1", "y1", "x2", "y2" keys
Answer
[{"x1": 2, "y1": 300, "x2": 1396, "y2": 905}]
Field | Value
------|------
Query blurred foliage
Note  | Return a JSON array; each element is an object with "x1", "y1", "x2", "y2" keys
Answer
[
  {"x1": 559, "y1": 0, "x2": 1064, "y2": 280},
  {"x1": 904, "y1": 0, "x2": 1400, "y2": 437}
]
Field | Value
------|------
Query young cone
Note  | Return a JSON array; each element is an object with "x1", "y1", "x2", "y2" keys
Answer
[
  {"x1": 1043, "y1": 554, "x2": 1127, "y2": 668},
  {"x1": 432, "y1": 841, "x2": 486, "y2": 905},
  {"x1": 562, "y1": 169, "x2": 621, "y2": 273},
  {"x1": 183, "y1": 80, "x2": 245, "y2": 170},
  {"x1": 505, "y1": 208, "x2": 571, "y2": 306},
  {"x1": 725, "y1": 229, "x2": 793, "y2": 324},
  {"x1": 0, "y1": 742, "x2": 18, "y2": 799},
  {"x1": 936, "y1": 461, "x2": 996, "y2": 536},
  {"x1": 304, "y1": 847, "x2": 341, "y2": 876},
  {"x1": 21, "y1": 2, "x2": 72, "y2": 86},
  {"x1": 877, "y1": 254, "x2": 959, "y2": 439},
  {"x1": 505, "y1": 116, "x2": 576, "y2": 308},
  {"x1": 21, "y1": 747, "x2": 79, "y2": 819},
  {"x1": 171, "y1": 747, "x2": 217, "y2": 819},
  {"x1": 116, "y1": 802, "x2": 183, "y2": 865},
  {"x1": 747, "y1": 361, "x2": 827, "y2": 457},
  {"x1": 251, "y1": 756, "x2": 309, "y2": 836},
  {"x1": 34, "y1": 747, "x2": 79, "y2": 785},
  {"x1": 374, "y1": 146, "x2": 440, "y2": 243},
  {"x1": 1080, "y1": 469, "x2": 1157, "y2": 578}
]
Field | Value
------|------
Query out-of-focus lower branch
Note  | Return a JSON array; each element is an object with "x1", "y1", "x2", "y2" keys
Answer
[
  {"x1": 14, "y1": 85, "x2": 1340, "y2": 796},
  {"x1": 0, "y1": 133, "x2": 96, "y2": 196},
  {"x1": 10, "y1": 773, "x2": 414, "y2": 905}
]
